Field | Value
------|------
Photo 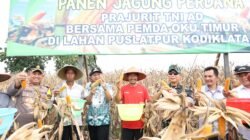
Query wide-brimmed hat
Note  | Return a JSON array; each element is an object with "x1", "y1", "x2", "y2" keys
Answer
[
  {"x1": 234, "y1": 65, "x2": 250, "y2": 74},
  {"x1": 0, "y1": 73, "x2": 11, "y2": 82},
  {"x1": 57, "y1": 65, "x2": 83, "y2": 80},
  {"x1": 123, "y1": 67, "x2": 146, "y2": 81}
]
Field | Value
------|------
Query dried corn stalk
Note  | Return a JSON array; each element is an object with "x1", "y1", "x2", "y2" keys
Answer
[
  {"x1": 143, "y1": 101, "x2": 162, "y2": 137},
  {"x1": 7, "y1": 122, "x2": 53, "y2": 140},
  {"x1": 143, "y1": 92, "x2": 193, "y2": 140},
  {"x1": 54, "y1": 98, "x2": 84, "y2": 140},
  {"x1": 184, "y1": 92, "x2": 250, "y2": 140}
]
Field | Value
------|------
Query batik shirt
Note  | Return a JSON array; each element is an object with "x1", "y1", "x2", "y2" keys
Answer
[{"x1": 84, "y1": 82, "x2": 113, "y2": 126}]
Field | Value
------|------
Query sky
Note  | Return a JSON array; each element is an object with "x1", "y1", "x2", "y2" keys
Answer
[{"x1": 0, "y1": 1, "x2": 250, "y2": 74}]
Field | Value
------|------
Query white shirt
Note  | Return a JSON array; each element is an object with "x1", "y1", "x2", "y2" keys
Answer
[
  {"x1": 201, "y1": 85, "x2": 225, "y2": 100},
  {"x1": 232, "y1": 85, "x2": 250, "y2": 98},
  {"x1": 232, "y1": 85, "x2": 250, "y2": 139},
  {"x1": 200, "y1": 85, "x2": 225, "y2": 132},
  {"x1": 59, "y1": 82, "x2": 84, "y2": 126}
]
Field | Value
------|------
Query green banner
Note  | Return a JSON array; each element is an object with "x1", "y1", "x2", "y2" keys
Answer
[{"x1": 7, "y1": 0, "x2": 250, "y2": 56}]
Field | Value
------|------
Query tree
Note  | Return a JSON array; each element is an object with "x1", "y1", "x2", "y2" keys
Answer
[
  {"x1": 53, "y1": 55, "x2": 96, "y2": 70},
  {"x1": 0, "y1": 51, "x2": 97, "y2": 73},
  {"x1": 0, "y1": 51, "x2": 51, "y2": 73}
]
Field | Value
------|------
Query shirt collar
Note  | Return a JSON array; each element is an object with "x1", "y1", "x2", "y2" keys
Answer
[
  {"x1": 204, "y1": 85, "x2": 223, "y2": 93},
  {"x1": 239, "y1": 85, "x2": 249, "y2": 90},
  {"x1": 169, "y1": 83, "x2": 182, "y2": 89},
  {"x1": 63, "y1": 81, "x2": 77, "y2": 89}
]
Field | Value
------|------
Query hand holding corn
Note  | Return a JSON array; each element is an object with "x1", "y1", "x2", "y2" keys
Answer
[
  {"x1": 223, "y1": 78, "x2": 233, "y2": 98},
  {"x1": 194, "y1": 79, "x2": 203, "y2": 100},
  {"x1": 90, "y1": 87, "x2": 97, "y2": 95},
  {"x1": 53, "y1": 85, "x2": 66, "y2": 96},
  {"x1": 15, "y1": 71, "x2": 28, "y2": 89}
]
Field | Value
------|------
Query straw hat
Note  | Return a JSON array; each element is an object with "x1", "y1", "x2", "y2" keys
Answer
[
  {"x1": 57, "y1": 65, "x2": 83, "y2": 80},
  {"x1": 123, "y1": 67, "x2": 146, "y2": 81},
  {"x1": 0, "y1": 73, "x2": 11, "y2": 82}
]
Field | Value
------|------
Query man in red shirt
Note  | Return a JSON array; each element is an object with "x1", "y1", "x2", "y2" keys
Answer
[{"x1": 115, "y1": 67, "x2": 150, "y2": 140}]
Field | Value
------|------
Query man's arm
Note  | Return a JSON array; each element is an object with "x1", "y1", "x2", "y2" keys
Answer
[
  {"x1": 7, "y1": 72, "x2": 27, "y2": 96},
  {"x1": 115, "y1": 82, "x2": 122, "y2": 103},
  {"x1": 101, "y1": 81, "x2": 112, "y2": 102},
  {"x1": 85, "y1": 87, "x2": 96, "y2": 105},
  {"x1": 7, "y1": 83, "x2": 22, "y2": 96}
]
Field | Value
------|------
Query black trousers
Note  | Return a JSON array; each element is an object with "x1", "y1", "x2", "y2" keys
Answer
[
  {"x1": 88, "y1": 125, "x2": 110, "y2": 140},
  {"x1": 121, "y1": 128, "x2": 143, "y2": 140},
  {"x1": 62, "y1": 125, "x2": 80, "y2": 140}
]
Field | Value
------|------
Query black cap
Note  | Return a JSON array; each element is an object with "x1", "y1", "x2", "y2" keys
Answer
[
  {"x1": 89, "y1": 67, "x2": 102, "y2": 76},
  {"x1": 234, "y1": 65, "x2": 250, "y2": 74},
  {"x1": 26, "y1": 65, "x2": 44, "y2": 74},
  {"x1": 168, "y1": 64, "x2": 181, "y2": 74}
]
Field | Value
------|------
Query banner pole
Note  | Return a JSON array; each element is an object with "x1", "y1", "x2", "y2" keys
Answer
[
  {"x1": 223, "y1": 53, "x2": 230, "y2": 78},
  {"x1": 84, "y1": 55, "x2": 89, "y2": 82}
]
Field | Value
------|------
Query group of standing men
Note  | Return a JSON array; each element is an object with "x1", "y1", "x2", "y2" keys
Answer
[{"x1": 0, "y1": 64, "x2": 250, "y2": 140}]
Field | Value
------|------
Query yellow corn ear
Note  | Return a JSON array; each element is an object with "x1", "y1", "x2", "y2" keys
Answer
[
  {"x1": 200, "y1": 124, "x2": 212, "y2": 135},
  {"x1": 59, "y1": 86, "x2": 66, "y2": 93},
  {"x1": 66, "y1": 95, "x2": 71, "y2": 104},
  {"x1": 224, "y1": 78, "x2": 230, "y2": 92},
  {"x1": 47, "y1": 88, "x2": 52, "y2": 99},
  {"x1": 37, "y1": 119, "x2": 43, "y2": 128},
  {"x1": 21, "y1": 80, "x2": 27, "y2": 89},
  {"x1": 161, "y1": 80, "x2": 171, "y2": 90},
  {"x1": 196, "y1": 79, "x2": 202, "y2": 92},
  {"x1": 47, "y1": 88, "x2": 52, "y2": 95},
  {"x1": 218, "y1": 117, "x2": 226, "y2": 139},
  {"x1": 91, "y1": 79, "x2": 102, "y2": 89}
]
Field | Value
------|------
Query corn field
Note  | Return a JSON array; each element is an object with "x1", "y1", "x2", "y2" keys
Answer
[{"x1": 0, "y1": 66, "x2": 243, "y2": 140}]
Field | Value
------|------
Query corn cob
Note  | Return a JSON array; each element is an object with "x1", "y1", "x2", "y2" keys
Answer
[
  {"x1": 196, "y1": 78, "x2": 202, "y2": 92},
  {"x1": 161, "y1": 80, "x2": 171, "y2": 90},
  {"x1": 59, "y1": 86, "x2": 66, "y2": 93},
  {"x1": 47, "y1": 88, "x2": 52, "y2": 99},
  {"x1": 218, "y1": 117, "x2": 226, "y2": 139},
  {"x1": 91, "y1": 79, "x2": 102, "y2": 89},
  {"x1": 200, "y1": 124, "x2": 212, "y2": 135},
  {"x1": 20, "y1": 68, "x2": 27, "y2": 89},
  {"x1": 224, "y1": 78, "x2": 230, "y2": 92},
  {"x1": 37, "y1": 119, "x2": 43, "y2": 128},
  {"x1": 66, "y1": 95, "x2": 71, "y2": 104},
  {"x1": 21, "y1": 80, "x2": 27, "y2": 89}
]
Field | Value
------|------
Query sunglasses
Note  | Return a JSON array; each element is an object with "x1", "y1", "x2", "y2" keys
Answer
[{"x1": 168, "y1": 72, "x2": 178, "y2": 75}]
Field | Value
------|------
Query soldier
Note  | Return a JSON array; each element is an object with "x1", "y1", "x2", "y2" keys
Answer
[{"x1": 152, "y1": 64, "x2": 193, "y2": 128}]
